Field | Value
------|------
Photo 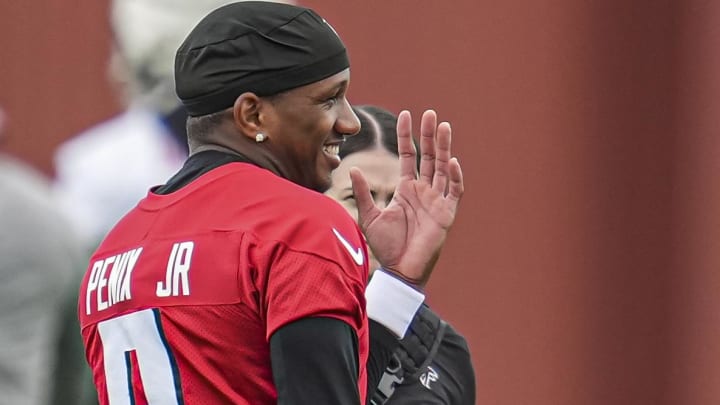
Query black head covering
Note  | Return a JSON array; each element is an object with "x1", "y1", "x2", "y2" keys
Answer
[{"x1": 175, "y1": 1, "x2": 349, "y2": 116}]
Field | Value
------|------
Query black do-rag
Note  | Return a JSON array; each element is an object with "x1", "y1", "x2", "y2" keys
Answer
[{"x1": 175, "y1": 1, "x2": 349, "y2": 117}]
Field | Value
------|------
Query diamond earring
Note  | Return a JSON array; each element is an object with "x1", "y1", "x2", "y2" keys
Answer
[{"x1": 255, "y1": 133, "x2": 266, "y2": 143}]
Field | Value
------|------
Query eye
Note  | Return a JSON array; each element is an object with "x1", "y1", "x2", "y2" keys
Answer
[
  {"x1": 322, "y1": 88, "x2": 344, "y2": 108},
  {"x1": 342, "y1": 194, "x2": 357, "y2": 207},
  {"x1": 324, "y1": 95, "x2": 339, "y2": 108}
]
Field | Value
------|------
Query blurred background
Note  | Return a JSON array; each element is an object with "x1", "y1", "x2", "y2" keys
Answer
[{"x1": 1, "y1": 0, "x2": 719, "y2": 404}]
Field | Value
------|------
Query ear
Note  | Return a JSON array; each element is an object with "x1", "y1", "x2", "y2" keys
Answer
[{"x1": 232, "y1": 92, "x2": 269, "y2": 141}]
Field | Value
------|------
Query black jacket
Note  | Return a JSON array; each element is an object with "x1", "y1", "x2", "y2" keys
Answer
[{"x1": 372, "y1": 306, "x2": 476, "y2": 404}]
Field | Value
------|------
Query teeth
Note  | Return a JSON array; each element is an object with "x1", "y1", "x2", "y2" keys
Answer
[{"x1": 323, "y1": 144, "x2": 340, "y2": 156}]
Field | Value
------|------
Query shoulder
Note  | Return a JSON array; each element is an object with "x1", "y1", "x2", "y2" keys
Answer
[
  {"x1": 271, "y1": 182, "x2": 366, "y2": 268},
  {"x1": 240, "y1": 166, "x2": 350, "y2": 217},
  {"x1": 225, "y1": 166, "x2": 363, "y2": 248},
  {"x1": 198, "y1": 165, "x2": 367, "y2": 270}
]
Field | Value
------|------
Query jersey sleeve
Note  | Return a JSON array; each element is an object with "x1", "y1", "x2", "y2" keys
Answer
[
  {"x1": 263, "y1": 245, "x2": 367, "y2": 339},
  {"x1": 253, "y1": 199, "x2": 370, "y2": 340}
]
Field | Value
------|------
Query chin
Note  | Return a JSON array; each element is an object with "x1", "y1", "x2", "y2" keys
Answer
[
  {"x1": 306, "y1": 179, "x2": 331, "y2": 193},
  {"x1": 310, "y1": 173, "x2": 333, "y2": 193},
  {"x1": 293, "y1": 171, "x2": 331, "y2": 193},
  {"x1": 319, "y1": 180, "x2": 332, "y2": 193}
]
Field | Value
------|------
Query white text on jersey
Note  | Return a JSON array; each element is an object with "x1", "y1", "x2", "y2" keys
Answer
[
  {"x1": 85, "y1": 247, "x2": 143, "y2": 315},
  {"x1": 156, "y1": 241, "x2": 193, "y2": 297}
]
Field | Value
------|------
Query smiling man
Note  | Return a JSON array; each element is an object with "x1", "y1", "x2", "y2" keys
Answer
[{"x1": 78, "y1": 2, "x2": 464, "y2": 404}]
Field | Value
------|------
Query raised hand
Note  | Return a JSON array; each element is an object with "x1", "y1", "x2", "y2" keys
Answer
[{"x1": 350, "y1": 109, "x2": 464, "y2": 287}]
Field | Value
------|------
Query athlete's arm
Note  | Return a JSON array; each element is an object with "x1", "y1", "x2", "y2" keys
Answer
[
  {"x1": 270, "y1": 317, "x2": 361, "y2": 404},
  {"x1": 435, "y1": 326, "x2": 476, "y2": 405},
  {"x1": 375, "y1": 309, "x2": 476, "y2": 405},
  {"x1": 269, "y1": 270, "x2": 426, "y2": 404},
  {"x1": 366, "y1": 319, "x2": 400, "y2": 400},
  {"x1": 270, "y1": 317, "x2": 400, "y2": 405}
]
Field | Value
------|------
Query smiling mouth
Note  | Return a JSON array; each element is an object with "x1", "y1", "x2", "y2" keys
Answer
[{"x1": 323, "y1": 144, "x2": 340, "y2": 156}]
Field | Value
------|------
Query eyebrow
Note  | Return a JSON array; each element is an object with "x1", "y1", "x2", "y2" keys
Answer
[
  {"x1": 308, "y1": 80, "x2": 347, "y2": 102},
  {"x1": 326, "y1": 80, "x2": 348, "y2": 94}
]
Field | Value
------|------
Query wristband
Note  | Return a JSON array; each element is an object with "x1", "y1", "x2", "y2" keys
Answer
[{"x1": 366, "y1": 269, "x2": 426, "y2": 338}]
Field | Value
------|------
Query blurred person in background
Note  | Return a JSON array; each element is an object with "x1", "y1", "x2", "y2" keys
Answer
[
  {"x1": 327, "y1": 105, "x2": 476, "y2": 405},
  {"x1": 53, "y1": 0, "x2": 294, "y2": 249},
  {"x1": 0, "y1": 107, "x2": 81, "y2": 405}
]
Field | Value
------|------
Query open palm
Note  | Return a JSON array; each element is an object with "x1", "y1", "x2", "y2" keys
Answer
[{"x1": 350, "y1": 110, "x2": 464, "y2": 287}]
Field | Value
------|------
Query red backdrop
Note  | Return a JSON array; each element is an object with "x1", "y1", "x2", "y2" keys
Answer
[{"x1": 2, "y1": 1, "x2": 719, "y2": 404}]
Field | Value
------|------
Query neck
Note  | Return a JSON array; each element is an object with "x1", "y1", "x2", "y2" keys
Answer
[
  {"x1": 190, "y1": 133, "x2": 290, "y2": 181},
  {"x1": 191, "y1": 143, "x2": 242, "y2": 157}
]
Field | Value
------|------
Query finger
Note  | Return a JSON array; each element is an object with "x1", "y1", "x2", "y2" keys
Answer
[
  {"x1": 432, "y1": 122, "x2": 451, "y2": 193},
  {"x1": 349, "y1": 167, "x2": 381, "y2": 228},
  {"x1": 418, "y1": 110, "x2": 438, "y2": 184},
  {"x1": 446, "y1": 157, "x2": 464, "y2": 203},
  {"x1": 397, "y1": 110, "x2": 417, "y2": 180}
]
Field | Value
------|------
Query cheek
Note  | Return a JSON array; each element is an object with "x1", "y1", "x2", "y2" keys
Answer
[{"x1": 299, "y1": 112, "x2": 333, "y2": 140}]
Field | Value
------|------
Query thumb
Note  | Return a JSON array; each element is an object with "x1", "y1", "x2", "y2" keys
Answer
[{"x1": 349, "y1": 167, "x2": 380, "y2": 228}]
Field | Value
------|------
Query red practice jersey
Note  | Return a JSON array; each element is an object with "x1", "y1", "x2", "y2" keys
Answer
[{"x1": 78, "y1": 163, "x2": 370, "y2": 404}]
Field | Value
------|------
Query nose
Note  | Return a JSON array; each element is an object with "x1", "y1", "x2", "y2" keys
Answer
[{"x1": 335, "y1": 98, "x2": 361, "y2": 136}]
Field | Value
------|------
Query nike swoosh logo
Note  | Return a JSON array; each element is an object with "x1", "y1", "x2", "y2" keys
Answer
[{"x1": 332, "y1": 228, "x2": 364, "y2": 266}]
